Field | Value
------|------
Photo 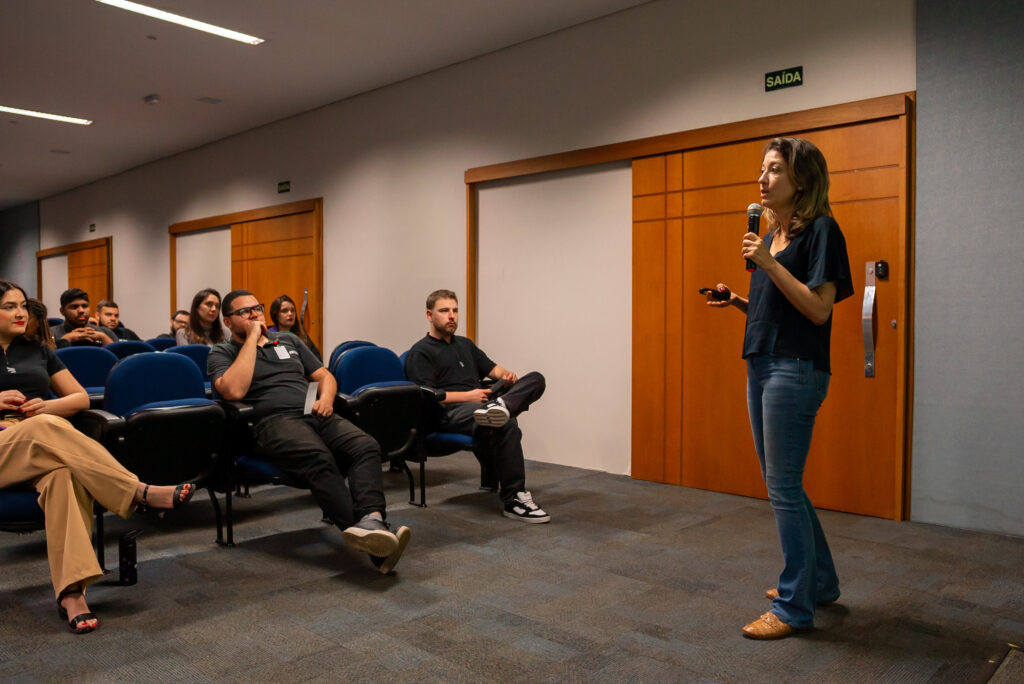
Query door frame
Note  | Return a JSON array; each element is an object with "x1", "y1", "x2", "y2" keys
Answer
[
  {"x1": 168, "y1": 198, "x2": 323, "y2": 345},
  {"x1": 36, "y1": 236, "x2": 113, "y2": 303},
  {"x1": 463, "y1": 93, "x2": 915, "y2": 519}
]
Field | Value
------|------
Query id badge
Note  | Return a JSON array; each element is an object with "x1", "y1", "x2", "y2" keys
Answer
[{"x1": 274, "y1": 345, "x2": 290, "y2": 360}]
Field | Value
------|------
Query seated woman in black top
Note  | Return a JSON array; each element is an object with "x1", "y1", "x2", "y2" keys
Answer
[
  {"x1": 268, "y1": 294, "x2": 322, "y2": 360},
  {"x1": 176, "y1": 287, "x2": 227, "y2": 347},
  {"x1": 706, "y1": 138, "x2": 853, "y2": 640},
  {"x1": 0, "y1": 280, "x2": 196, "y2": 634}
]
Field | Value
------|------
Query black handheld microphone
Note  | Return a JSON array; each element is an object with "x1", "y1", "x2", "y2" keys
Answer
[{"x1": 746, "y1": 203, "x2": 763, "y2": 272}]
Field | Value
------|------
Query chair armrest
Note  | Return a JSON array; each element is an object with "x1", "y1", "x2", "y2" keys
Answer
[
  {"x1": 217, "y1": 400, "x2": 255, "y2": 422},
  {"x1": 72, "y1": 409, "x2": 126, "y2": 442}
]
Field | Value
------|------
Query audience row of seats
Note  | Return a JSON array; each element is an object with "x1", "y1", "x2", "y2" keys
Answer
[{"x1": 4, "y1": 340, "x2": 489, "y2": 562}]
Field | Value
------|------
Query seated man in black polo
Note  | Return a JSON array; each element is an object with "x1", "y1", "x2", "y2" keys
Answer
[
  {"x1": 49, "y1": 288, "x2": 116, "y2": 348},
  {"x1": 95, "y1": 299, "x2": 141, "y2": 341},
  {"x1": 208, "y1": 290, "x2": 411, "y2": 572},
  {"x1": 405, "y1": 289, "x2": 549, "y2": 523}
]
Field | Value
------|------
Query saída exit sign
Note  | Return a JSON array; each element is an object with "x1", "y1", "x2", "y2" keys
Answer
[{"x1": 765, "y1": 66, "x2": 803, "y2": 92}]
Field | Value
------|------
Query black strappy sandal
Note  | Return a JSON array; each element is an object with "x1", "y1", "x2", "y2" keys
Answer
[
  {"x1": 140, "y1": 482, "x2": 197, "y2": 511},
  {"x1": 57, "y1": 589, "x2": 97, "y2": 634}
]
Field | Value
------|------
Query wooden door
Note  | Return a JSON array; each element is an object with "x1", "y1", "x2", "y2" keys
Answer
[
  {"x1": 36, "y1": 237, "x2": 112, "y2": 311},
  {"x1": 231, "y1": 208, "x2": 322, "y2": 350},
  {"x1": 633, "y1": 116, "x2": 910, "y2": 519},
  {"x1": 68, "y1": 243, "x2": 110, "y2": 304}
]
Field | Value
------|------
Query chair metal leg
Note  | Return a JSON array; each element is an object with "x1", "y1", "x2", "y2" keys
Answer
[
  {"x1": 93, "y1": 508, "x2": 107, "y2": 572},
  {"x1": 209, "y1": 488, "x2": 225, "y2": 546}
]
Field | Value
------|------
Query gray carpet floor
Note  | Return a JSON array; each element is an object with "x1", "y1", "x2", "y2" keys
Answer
[{"x1": 2, "y1": 453, "x2": 1023, "y2": 683}]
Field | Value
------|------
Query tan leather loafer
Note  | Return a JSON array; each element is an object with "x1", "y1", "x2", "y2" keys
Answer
[{"x1": 742, "y1": 611, "x2": 796, "y2": 639}]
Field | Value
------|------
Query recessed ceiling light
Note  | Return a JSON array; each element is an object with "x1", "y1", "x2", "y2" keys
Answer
[
  {"x1": 0, "y1": 105, "x2": 93, "y2": 126},
  {"x1": 95, "y1": 0, "x2": 265, "y2": 45}
]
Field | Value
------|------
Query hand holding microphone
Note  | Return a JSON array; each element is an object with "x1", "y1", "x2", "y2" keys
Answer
[{"x1": 745, "y1": 203, "x2": 763, "y2": 272}]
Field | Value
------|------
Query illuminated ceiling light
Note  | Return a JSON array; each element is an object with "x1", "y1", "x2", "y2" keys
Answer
[
  {"x1": 0, "y1": 105, "x2": 93, "y2": 126},
  {"x1": 95, "y1": 0, "x2": 265, "y2": 45}
]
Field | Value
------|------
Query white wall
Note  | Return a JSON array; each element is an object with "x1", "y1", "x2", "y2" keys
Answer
[
  {"x1": 39, "y1": 0, "x2": 916, "y2": 471},
  {"x1": 39, "y1": 255, "x2": 68, "y2": 317},
  {"x1": 175, "y1": 227, "x2": 231, "y2": 315},
  {"x1": 478, "y1": 163, "x2": 632, "y2": 474}
]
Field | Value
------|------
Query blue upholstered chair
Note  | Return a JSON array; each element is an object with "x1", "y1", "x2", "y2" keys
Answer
[
  {"x1": 56, "y1": 346, "x2": 119, "y2": 409},
  {"x1": 105, "y1": 340, "x2": 155, "y2": 359},
  {"x1": 47, "y1": 317, "x2": 63, "y2": 327},
  {"x1": 76, "y1": 352, "x2": 228, "y2": 543},
  {"x1": 327, "y1": 340, "x2": 376, "y2": 374},
  {"x1": 167, "y1": 344, "x2": 212, "y2": 395},
  {"x1": 334, "y1": 346, "x2": 445, "y2": 506},
  {"x1": 145, "y1": 337, "x2": 177, "y2": 351}
]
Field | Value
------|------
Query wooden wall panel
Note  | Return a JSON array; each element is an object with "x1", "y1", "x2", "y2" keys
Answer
[{"x1": 231, "y1": 210, "x2": 323, "y2": 351}]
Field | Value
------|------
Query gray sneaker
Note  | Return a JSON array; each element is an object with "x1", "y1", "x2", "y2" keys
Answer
[
  {"x1": 342, "y1": 514, "x2": 399, "y2": 557},
  {"x1": 370, "y1": 525, "x2": 411, "y2": 574},
  {"x1": 473, "y1": 398, "x2": 510, "y2": 427}
]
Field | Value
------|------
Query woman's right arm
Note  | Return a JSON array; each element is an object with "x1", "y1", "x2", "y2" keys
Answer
[
  {"x1": 705, "y1": 283, "x2": 748, "y2": 313},
  {"x1": 16, "y1": 370, "x2": 89, "y2": 418}
]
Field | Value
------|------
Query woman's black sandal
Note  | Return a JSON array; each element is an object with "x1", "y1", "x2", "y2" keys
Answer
[
  {"x1": 57, "y1": 590, "x2": 97, "y2": 634},
  {"x1": 140, "y1": 482, "x2": 197, "y2": 511}
]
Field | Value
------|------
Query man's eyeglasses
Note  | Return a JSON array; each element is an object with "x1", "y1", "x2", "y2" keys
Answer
[{"x1": 226, "y1": 303, "x2": 265, "y2": 318}]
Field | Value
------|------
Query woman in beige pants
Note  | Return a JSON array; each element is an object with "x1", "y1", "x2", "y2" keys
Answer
[{"x1": 1, "y1": 281, "x2": 195, "y2": 633}]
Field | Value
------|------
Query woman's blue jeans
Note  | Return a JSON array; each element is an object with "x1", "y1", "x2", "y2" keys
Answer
[{"x1": 746, "y1": 355, "x2": 839, "y2": 628}]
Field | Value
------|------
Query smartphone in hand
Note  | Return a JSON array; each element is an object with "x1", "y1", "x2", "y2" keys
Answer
[{"x1": 699, "y1": 287, "x2": 731, "y2": 301}]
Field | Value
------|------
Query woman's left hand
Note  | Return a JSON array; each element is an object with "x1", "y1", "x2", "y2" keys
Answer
[
  {"x1": 742, "y1": 232, "x2": 775, "y2": 270},
  {"x1": 17, "y1": 398, "x2": 48, "y2": 417}
]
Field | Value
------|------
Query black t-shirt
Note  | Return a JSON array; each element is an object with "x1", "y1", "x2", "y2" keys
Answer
[
  {"x1": 112, "y1": 323, "x2": 141, "y2": 341},
  {"x1": 743, "y1": 215, "x2": 854, "y2": 374},
  {"x1": 404, "y1": 334, "x2": 496, "y2": 391},
  {"x1": 0, "y1": 337, "x2": 65, "y2": 402},
  {"x1": 207, "y1": 332, "x2": 322, "y2": 421},
  {"x1": 50, "y1": 321, "x2": 118, "y2": 348}
]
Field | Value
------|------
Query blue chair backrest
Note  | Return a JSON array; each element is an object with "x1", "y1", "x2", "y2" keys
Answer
[
  {"x1": 47, "y1": 317, "x2": 63, "y2": 326},
  {"x1": 104, "y1": 352, "x2": 206, "y2": 416},
  {"x1": 328, "y1": 340, "x2": 376, "y2": 374},
  {"x1": 167, "y1": 344, "x2": 211, "y2": 381},
  {"x1": 56, "y1": 346, "x2": 119, "y2": 389},
  {"x1": 106, "y1": 340, "x2": 156, "y2": 359},
  {"x1": 334, "y1": 346, "x2": 406, "y2": 395},
  {"x1": 399, "y1": 350, "x2": 409, "y2": 370},
  {"x1": 145, "y1": 337, "x2": 177, "y2": 351}
]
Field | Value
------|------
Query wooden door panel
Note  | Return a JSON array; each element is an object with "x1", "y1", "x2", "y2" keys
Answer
[
  {"x1": 807, "y1": 197, "x2": 901, "y2": 517},
  {"x1": 68, "y1": 245, "x2": 109, "y2": 303},
  {"x1": 681, "y1": 211, "x2": 765, "y2": 497},
  {"x1": 631, "y1": 218, "x2": 667, "y2": 482},
  {"x1": 232, "y1": 211, "x2": 322, "y2": 351}
]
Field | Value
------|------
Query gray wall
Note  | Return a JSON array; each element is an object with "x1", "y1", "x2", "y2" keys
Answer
[
  {"x1": 0, "y1": 201, "x2": 40, "y2": 296},
  {"x1": 913, "y1": 0, "x2": 1024, "y2": 536}
]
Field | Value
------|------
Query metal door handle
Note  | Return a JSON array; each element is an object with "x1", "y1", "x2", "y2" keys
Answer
[{"x1": 862, "y1": 261, "x2": 876, "y2": 377}]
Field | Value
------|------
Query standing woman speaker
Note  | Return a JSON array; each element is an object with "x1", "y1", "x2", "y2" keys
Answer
[{"x1": 706, "y1": 137, "x2": 853, "y2": 639}]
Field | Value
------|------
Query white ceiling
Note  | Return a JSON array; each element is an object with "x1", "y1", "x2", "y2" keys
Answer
[{"x1": 0, "y1": 0, "x2": 650, "y2": 211}]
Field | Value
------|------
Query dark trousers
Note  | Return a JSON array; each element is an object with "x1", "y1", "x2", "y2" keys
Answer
[
  {"x1": 441, "y1": 371, "x2": 545, "y2": 502},
  {"x1": 253, "y1": 413, "x2": 385, "y2": 530}
]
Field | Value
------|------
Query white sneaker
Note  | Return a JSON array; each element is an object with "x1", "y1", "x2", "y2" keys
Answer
[
  {"x1": 503, "y1": 490, "x2": 550, "y2": 523},
  {"x1": 473, "y1": 398, "x2": 510, "y2": 427}
]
